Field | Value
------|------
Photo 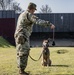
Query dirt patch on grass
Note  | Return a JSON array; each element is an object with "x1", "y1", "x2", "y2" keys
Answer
[{"x1": 56, "y1": 49, "x2": 68, "y2": 54}]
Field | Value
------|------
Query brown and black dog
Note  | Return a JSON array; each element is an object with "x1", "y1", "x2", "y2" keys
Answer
[{"x1": 41, "y1": 39, "x2": 51, "y2": 66}]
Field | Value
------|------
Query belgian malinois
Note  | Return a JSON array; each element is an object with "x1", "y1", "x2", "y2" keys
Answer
[{"x1": 41, "y1": 40, "x2": 51, "y2": 66}]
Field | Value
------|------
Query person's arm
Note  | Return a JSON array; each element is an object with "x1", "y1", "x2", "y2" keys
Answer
[{"x1": 28, "y1": 13, "x2": 55, "y2": 29}]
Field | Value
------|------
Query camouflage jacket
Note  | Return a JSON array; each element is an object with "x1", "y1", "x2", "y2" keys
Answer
[{"x1": 14, "y1": 10, "x2": 51, "y2": 38}]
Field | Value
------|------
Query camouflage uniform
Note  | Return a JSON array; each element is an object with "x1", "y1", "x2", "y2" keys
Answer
[{"x1": 14, "y1": 10, "x2": 51, "y2": 70}]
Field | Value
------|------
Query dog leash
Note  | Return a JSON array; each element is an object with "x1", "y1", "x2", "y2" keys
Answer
[
  {"x1": 53, "y1": 29, "x2": 54, "y2": 41},
  {"x1": 52, "y1": 29, "x2": 55, "y2": 46},
  {"x1": 29, "y1": 51, "x2": 43, "y2": 61}
]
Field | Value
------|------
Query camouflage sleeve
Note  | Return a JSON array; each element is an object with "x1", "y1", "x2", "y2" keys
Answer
[
  {"x1": 28, "y1": 13, "x2": 52, "y2": 27},
  {"x1": 35, "y1": 19, "x2": 51, "y2": 27}
]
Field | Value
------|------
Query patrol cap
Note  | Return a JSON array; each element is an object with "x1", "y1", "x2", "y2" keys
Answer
[{"x1": 28, "y1": 2, "x2": 37, "y2": 10}]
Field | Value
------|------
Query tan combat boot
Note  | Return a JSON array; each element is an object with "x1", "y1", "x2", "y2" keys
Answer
[{"x1": 19, "y1": 69, "x2": 29, "y2": 75}]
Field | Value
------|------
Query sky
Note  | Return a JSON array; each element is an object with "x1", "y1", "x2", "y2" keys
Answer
[{"x1": 15, "y1": 0, "x2": 74, "y2": 13}]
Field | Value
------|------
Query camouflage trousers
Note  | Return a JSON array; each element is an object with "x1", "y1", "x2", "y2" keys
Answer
[{"x1": 15, "y1": 34, "x2": 30, "y2": 70}]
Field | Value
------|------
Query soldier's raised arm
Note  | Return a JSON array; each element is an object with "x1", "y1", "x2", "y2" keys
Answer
[{"x1": 28, "y1": 13, "x2": 55, "y2": 29}]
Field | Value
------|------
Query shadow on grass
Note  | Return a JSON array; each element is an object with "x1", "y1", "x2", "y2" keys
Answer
[
  {"x1": 28, "y1": 65, "x2": 70, "y2": 75},
  {"x1": 51, "y1": 65, "x2": 69, "y2": 67}
]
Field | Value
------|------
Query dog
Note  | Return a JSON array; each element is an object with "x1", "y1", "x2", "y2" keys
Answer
[{"x1": 41, "y1": 39, "x2": 51, "y2": 66}]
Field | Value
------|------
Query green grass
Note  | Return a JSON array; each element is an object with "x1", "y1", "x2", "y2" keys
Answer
[
  {"x1": 0, "y1": 36, "x2": 74, "y2": 75},
  {"x1": 0, "y1": 46, "x2": 74, "y2": 75},
  {"x1": 0, "y1": 36, "x2": 12, "y2": 47}
]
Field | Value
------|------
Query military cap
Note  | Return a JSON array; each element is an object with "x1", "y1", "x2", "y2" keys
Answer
[{"x1": 28, "y1": 2, "x2": 37, "y2": 10}]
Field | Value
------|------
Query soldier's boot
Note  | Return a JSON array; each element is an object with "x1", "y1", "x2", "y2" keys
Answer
[{"x1": 19, "y1": 69, "x2": 29, "y2": 75}]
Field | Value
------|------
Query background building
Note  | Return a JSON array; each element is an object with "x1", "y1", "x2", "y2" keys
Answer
[{"x1": 0, "y1": 10, "x2": 74, "y2": 46}]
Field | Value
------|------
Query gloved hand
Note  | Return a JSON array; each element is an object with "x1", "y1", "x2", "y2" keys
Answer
[
  {"x1": 50, "y1": 23, "x2": 55, "y2": 29},
  {"x1": 46, "y1": 21, "x2": 55, "y2": 29}
]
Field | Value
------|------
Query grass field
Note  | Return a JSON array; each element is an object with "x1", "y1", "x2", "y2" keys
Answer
[
  {"x1": 0, "y1": 46, "x2": 74, "y2": 75},
  {"x1": 0, "y1": 36, "x2": 74, "y2": 75}
]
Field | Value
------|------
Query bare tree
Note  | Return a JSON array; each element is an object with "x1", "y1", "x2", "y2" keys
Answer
[
  {"x1": 0, "y1": 0, "x2": 23, "y2": 13},
  {"x1": 0, "y1": 0, "x2": 6, "y2": 10},
  {"x1": 39, "y1": 4, "x2": 52, "y2": 13},
  {"x1": 11, "y1": 2, "x2": 23, "y2": 13}
]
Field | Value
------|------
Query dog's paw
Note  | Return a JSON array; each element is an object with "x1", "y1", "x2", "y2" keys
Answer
[{"x1": 48, "y1": 59, "x2": 52, "y2": 66}]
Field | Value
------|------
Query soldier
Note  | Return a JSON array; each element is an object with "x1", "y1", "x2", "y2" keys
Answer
[{"x1": 14, "y1": 2, "x2": 55, "y2": 75}]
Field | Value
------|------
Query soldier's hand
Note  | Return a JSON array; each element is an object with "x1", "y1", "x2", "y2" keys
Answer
[{"x1": 50, "y1": 23, "x2": 55, "y2": 29}]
